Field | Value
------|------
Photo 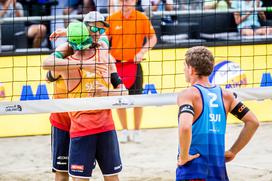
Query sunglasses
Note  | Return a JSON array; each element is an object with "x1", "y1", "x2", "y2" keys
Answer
[{"x1": 89, "y1": 26, "x2": 106, "y2": 34}]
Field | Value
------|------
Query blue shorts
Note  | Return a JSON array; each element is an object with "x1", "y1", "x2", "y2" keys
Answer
[
  {"x1": 69, "y1": 130, "x2": 122, "y2": 178},
  {"x1": 51, "y1": 126, "x2": 70, "y2": 172}
]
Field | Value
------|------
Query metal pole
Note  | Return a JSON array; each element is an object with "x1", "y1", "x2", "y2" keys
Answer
[
  {"x1": 1, "y1": 14, "x2": 108, "y2": 23},
  {"x1": 0, "y1": 19, "x2": 2, "y2": 53},
  {"x1": 152, "y1": 7, "x2": 271, "y2": 16},
  {"x1": 0, "y1": 7, "x2": 271, "y2": 23}
]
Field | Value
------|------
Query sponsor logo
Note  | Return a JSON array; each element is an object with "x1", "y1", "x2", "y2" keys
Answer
[
  {"x1": 238, "y1": 104, "x2": 246, "y2": 113},
  {"x1": 181, "y1": 106, "x2": 193, "y2": 113},
  {"x1": 112, "y1": 98, "x2": 134, "y2": 107},
  {"x1": 114, "y1": 164, "x2": 122, "y2": 170},
  {"x1": 20, "y1": 84, "x2": 49, "y2": 101},
  {"x1": 143, "y1": 84, "x2": 157, "y2": 94},
  {"x1": 5, "y1": 105, "x2": 22, "y2": 112},
  {"x1": 85, "y1": 83, "x2": 94, "y2": 92},
  {"x1": 57, "y1": 156, "x2": 68, "y2": 160},
  {"x1": 209, "y1": 60, "x2": 247, "y2": 88},
  {"x1": 115, "y1": 26, "x2": 122, "y2": 30},
  {"x1": 71, "y1": 165, "x2": 84, "y2": 172},
  {"x1": 57, "y1": 162, "x2": 67, "y2": 165}
]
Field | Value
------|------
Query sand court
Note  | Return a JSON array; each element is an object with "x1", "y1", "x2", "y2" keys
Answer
[{"x1": 0, "y1": 123, "x2": 271, "y2": 181}]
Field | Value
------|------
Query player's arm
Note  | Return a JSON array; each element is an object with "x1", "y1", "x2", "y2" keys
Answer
[
  {"x1": 42, "y1": 51, "x2": 82, "y2": 71},
  {"x1": 46, "y1": 42, "x2": 73, "y2": 63},
  {"x1": 110, "y1": 84, "x2": 128, "y2": 96},
  {"x1": 225, "y1": 91, "x2": 259, "y2": 162},
  {"x1": 108, "y1": 56, "x2": 127, "y2": 95},
  {"x1": 42, "y1": 42, "x2": 79, "y2": 70},
  {"x1": 94, "y1": 82, "x2": 128, "y2": 97},
  {"x1": 49, "y1": 28, "x2": 67, "y2": 41},
  {"x1": 97, "y1": 86, "x2": 128, "y2": 97},
  {"x1": 98, "y1": 35, "x2": 126, "y2": 90},
  {"x1": 177, "y1": 88, "x2": 200, "y2": 166}
]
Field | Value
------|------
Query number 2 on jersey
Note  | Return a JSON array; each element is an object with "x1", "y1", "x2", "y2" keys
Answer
[{"x1": 208, "y1": 93, "x2": 219, "y2": 108}]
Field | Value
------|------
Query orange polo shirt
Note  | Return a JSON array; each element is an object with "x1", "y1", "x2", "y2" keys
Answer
[{"x1": 106, "y1": 9, "x2": 155, "y2": 62}]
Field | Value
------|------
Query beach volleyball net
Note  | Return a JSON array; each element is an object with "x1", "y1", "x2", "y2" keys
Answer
[{"x1": 0, "y1": 3, "x2": 272, "y2": 115}]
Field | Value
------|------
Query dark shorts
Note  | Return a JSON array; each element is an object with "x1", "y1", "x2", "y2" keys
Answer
[
  {"x1": 51, "y1": 126, "x2": 70, "y2": 172},
  {"x1": 129, "y1": 63, "x2": 143, "y2": 95},
  {"x1": 69, "y1": 130, "x2": 122, "y2": 178},
  {"x1": 65, "y1": 0, "x2": 82, "y2": 8},
  {"x1": 177, "y1": 179, "x2": 205, "y2": 181}
]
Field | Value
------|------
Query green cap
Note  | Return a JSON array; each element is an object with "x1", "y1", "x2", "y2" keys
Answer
[{"x1": 67, "y1": 21, "x2": 93, "y2": 50}]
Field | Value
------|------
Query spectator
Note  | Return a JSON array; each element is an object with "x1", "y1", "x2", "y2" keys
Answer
[
  {"x1": 179, "y1": 0, "x2": 203, "y2": 10},
  {"x1": 79, "y1": 0, "x2": 96, "y2": 14},
  {"x1": 204, "y1": 0, "x2": 231, "y2": 10},
  {"x1": 63, "y1": 0, "x2": 96, "y2": 27},
  {"x1": 232, "y1": 0, "x2": 272, "y2": 36},
  {"x1": 93, "y1": 0, "x2": 108, "y2": 13},
  {"x1": 262, "y1": 0, "x2": 272, "y2": 20},
  {"x1": 106, "y1": 0, "x2": 157, "y2": 143},
  {"x1": 108, "y1": 0, "x2": 118, "y2": 14},
  {"x1": 50, "y1": 0, "x2": 67, "y2": 48},
  {"x1": 151, "y1": 0, "x2": 174, "y2": 11},
  {"x1": 140, "y1": 0, "x2": 152, "y2": 15},
  {"x1": 0, "y1": 0, "x2": 47, "y2": 48},
  {"x1": 151, "y1": 0, "x2": 177, "y2": 24}
]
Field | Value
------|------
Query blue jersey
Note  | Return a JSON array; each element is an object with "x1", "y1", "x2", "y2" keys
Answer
[{"x1": 176, "y1": 84, "x2": 229, "y2": 181}]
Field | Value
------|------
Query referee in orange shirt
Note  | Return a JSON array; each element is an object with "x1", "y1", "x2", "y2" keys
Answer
[{"x1": 106, "y1": 0, "x2": 157, "y2": 143}]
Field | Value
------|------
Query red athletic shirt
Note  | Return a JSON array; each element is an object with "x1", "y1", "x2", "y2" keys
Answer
[
  {"x1": 66, "y1": 56, "x2": 115, "y2": 138},
  {"x1": 49, "y1": 77, "x2": 71, "y2": 131}
]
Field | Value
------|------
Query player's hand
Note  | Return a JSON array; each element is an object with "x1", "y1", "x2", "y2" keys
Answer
[
  {"x1": 177, "y1": 153, "x2": 200, "y2": 166},
  {"x1": 134, "y1": 51, "x2": 145, "y2": 64},
  {"x1": 116, "y1": 84, "x2": 128, "y2": 96},
  {"x1": 225, "y1": 150, "x2": 236, "y2": 162},
  {"x1": 94, "y1": 82, "x2": 109, "y2": 97},
  {"x1": 49, "y1": 28, "x2": 67, "y2": 41}
]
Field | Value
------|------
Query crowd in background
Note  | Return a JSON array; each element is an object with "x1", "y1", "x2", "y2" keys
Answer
[{"x1": 0, "y1": 0, "x2": 272, "y2": 49}]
